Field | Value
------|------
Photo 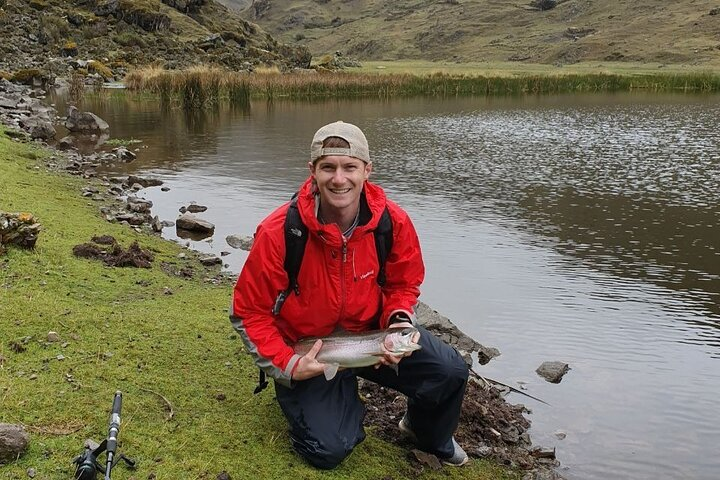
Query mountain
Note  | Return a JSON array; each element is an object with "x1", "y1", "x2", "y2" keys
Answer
[
  {"x1": 234, "y1": 0, "x2": 720, "y2": 66},
  {"x1": 0, "y1": 0, "x2": 310, "y2": 80}
]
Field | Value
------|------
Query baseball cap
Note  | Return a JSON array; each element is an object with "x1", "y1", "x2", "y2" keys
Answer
[{"x1": 310, "y1": 121, "x2": 370, "y2": 163}]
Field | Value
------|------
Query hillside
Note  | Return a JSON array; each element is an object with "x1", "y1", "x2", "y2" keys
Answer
[
  {"x1": 235, "y1": 0, "x2": 720, "y2": 67},
  {"x1": 0, "y1": 0, "x2": 310, "y2": 81}
]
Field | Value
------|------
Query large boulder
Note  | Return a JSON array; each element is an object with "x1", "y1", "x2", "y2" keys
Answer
[
  {"x1": 0, "y1": 423, "x2": 30, "y2": 464},
  {"x1": 176, "y1": 213, "x2": 215, "y2": 233},
  {"x1": 64, "y1": 106, "x2": 109, "y2": 133}
]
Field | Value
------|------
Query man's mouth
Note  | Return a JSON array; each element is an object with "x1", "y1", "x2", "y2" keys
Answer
[{"x1": 329, "y1": 188, "x2": 351, "y2": 194}]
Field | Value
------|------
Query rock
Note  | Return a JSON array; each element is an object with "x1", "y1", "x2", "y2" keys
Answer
[
  {"x1": 47, "y1": 331, "x2": 60, "y2": 342},
  {"x1": 0, "y1": 423, "x2": 30, "y2": 464},
  {"x1": 415, "y1": 301, "x2": 499, "y2": 365},
  {"x1": 409, "y1": 448, "x2": 442, "y2": 469},
  {"x1": 0, "y1": 212, "x2": 41, "y2": 251},
  {"x1": 226, "y1": 234, "x2": 253, "y2": 251},
  {"x1": 216, "y1": 471, "x2": 231, "y2": 480},
  {"x1": 151, "y1": 216, "x2": 163, "y2": 232},
  {"x1": 199, "y1": 255, "x2": 222, "y2": 266},
  {"x1": 126, "y1": 196, "x2": 153, "y2": 214},
  {"x1": 530, "y1": 0, "x2": 557, "y2": 11},
  {"x1": 27, "y1": 467, "x2": 36, "y2": 478},
  {"x1": 176, "y1": 213, "x2": 215, "y2": 234},
  {"x1": 113, "y1": 147, "x2": 136, "y2": 162},
  {"x1": 127, "y1": 175, "x2": 163, "y2": 188},
  {"x1": 186, "y1": 204, "x2": 207, "y2": 213},
  {"x1": 64, "y1": 106, "x2": 109, "y2": 132},
  {"x1": 536, "y1": 361, "x2": 570, "y2": 383}
]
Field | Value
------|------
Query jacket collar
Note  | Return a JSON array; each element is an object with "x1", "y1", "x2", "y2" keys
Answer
[{"x1": 296, "y1": 176, "x2": 387, "y2": 236}]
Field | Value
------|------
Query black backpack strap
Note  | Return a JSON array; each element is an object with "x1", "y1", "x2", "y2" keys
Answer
[
  {"x1": 272, "y1": 193, "x2": 308, "y2": 316},
  {"x1": 253, "y1": 370, "x2": 269, "y2": 395},
  {"x1": 374, "y1": 206, "x2": 393, "y2": 287}
]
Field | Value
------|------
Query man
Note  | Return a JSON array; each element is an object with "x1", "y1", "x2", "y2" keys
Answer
[{"x1": 230, "y1": 121, "x2": 469, "y2": 469}]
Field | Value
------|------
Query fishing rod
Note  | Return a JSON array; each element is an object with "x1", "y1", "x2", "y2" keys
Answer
[
  {"x1": 73, "y1": 391, "x2": 135, "y2": 480},
  {"x1": 469, "y1": 367, "x2": 550, "y2": 406}
]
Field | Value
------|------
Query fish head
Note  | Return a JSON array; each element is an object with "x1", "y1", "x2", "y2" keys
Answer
[{"x1": 385, "y1": 327, "x2": 421, "y2": 354}]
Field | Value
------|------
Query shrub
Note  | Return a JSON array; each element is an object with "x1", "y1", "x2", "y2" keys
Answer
[
  {"x1": 88, "y1": 60, "x2": 113, "y2": 80},
  {"x1": 114, "y1": 31, "x2": 147, "y2": 48},
  {"x1": 61, "y1": 40, "x2": 78, "y2": 56},
  {"x1": 11, "y1": 69, "x2": 43, "y2": 84},
  {"x1": 38, "y1": 15, "x2": 69, "y2": 45}
]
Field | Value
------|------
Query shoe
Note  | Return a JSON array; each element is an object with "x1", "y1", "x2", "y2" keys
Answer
[
  {"x1": 398, "y1": 414, "x2": 418, "y2": 444},
  {"x1": 441, "y1": 438, "x2": 469, "y2": 467}
]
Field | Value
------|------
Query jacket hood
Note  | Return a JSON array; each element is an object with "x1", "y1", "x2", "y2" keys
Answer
[{"x1": 295, "y1": 176, "x2": 387, "y2": 235}]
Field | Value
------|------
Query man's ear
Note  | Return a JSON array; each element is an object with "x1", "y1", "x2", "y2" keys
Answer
[
  {"x1": 364, "y1": 162, "x2": 373, "y2": 179},
  {"x1": 308, "y1": 161, "x2": 315, "y2": 176}
]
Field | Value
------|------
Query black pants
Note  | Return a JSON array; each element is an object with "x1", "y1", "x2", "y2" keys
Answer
[{"x1": 274, "y1": 326, "x2": 469, "y2": 469}]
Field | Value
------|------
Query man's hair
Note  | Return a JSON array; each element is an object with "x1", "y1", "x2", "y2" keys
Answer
[{"x1": 322, "y1": 136, "x2": 350, "y2": 149}]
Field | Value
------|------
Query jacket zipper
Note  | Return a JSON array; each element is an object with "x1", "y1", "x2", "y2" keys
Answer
[{"x1": 339, "y1": 237, "x2": 348, "y2": 323}]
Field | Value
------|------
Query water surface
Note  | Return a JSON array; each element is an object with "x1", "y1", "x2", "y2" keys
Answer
[{"x1": 64, "y1": 92, "x2": 720, "y2": 480}]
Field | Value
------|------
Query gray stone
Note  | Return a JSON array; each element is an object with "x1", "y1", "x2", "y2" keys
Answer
[
  {"x1": 199, "y1": 255, "x2": 222, "y2": 266},
  {"x1": 186, "y1": 204, "x2": 207, "y2": 213},
  {"x1": 176, "y1": 213, "x2": 214, "y2": 233},
  {"x1": 536, "y1": 361, "x2": 570, "y2": 383},
  {"x1": 126, "y1": 196, "x2": 153, "y2": 214},
  {"x1": 127, "y1": 175, "x2": 163, "y2": 188},
  {"x1": 0, "y1": 423, "x2": 30, "y2": 464},
  {"x1": 113, "y1": 147, "x2": 136, "y2": 162},
  {"x1": 226, "y1": 234, "x2": 253, "y2": 251},
  {"x1": 64, "y1": 106, "x2": 109, "y2": 133},
  {"x1": 415, "y1": 301, "x2": 500, "y2": 365}
]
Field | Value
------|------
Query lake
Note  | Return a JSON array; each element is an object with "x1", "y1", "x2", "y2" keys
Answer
[{"x1": 60, "y1": 91, "x2": 720, "y2": 480}]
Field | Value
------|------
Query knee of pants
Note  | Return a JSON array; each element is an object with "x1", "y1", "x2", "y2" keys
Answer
[
  {"x1": 438, "y1": 351, "x2": 470, "y2": 385},
  {"x1": 298, "y1": 443, "x2": 351, "y2": 470}
]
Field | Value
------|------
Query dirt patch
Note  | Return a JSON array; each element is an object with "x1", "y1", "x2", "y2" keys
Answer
[
  {"x1": 72, "y1": 236, "x2": 153, "y2": 268},
  {"x1": 360, "y1": 377, "x2": 558, "y2": 475}
]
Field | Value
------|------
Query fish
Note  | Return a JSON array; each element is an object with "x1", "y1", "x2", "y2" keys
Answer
[{"x1": 293, "y1": 327, "x2": 422, "y2": 380}]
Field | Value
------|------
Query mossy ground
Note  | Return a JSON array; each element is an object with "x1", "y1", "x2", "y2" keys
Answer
[{"x1": 0, "y1": 129, "x2": 516, "y2": 479}]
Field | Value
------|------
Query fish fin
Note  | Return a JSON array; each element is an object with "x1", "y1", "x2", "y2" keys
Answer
[
  {"x1": 389, "y1": 363, "x2": 399, "y2": 376},
  {"x1": 323, "y1": 363, "x2": 340, "y2": 380}
]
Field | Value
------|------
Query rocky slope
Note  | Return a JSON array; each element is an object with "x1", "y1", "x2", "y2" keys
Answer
[
  {"x1": 236, "y1": 0, "x2": 720, "y2": 66},
  {"x1": 0, "y1": 0, "x2": 311, "y2": 83}
]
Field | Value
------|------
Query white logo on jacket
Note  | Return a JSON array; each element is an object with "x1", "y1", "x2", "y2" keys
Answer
[{"x1": 360, "y1": 270, "x2": 375, "y2": 280}]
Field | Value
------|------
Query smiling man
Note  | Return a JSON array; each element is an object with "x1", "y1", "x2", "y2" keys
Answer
[{"x1": 230, "y1": 121, "x2": 469, "y2": 469}]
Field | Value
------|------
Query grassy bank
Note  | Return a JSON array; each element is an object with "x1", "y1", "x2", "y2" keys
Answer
[
  {"x1": 123, "y1": 64, "x2": 720, "y2": 107},
  {"x1": 0, "y1": 129, "x2": 515, "y2": 479}
]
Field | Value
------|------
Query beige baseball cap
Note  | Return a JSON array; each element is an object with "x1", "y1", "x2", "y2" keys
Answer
[{"x1": 310, "y1": 121, "x2": 370, "y2": 163}]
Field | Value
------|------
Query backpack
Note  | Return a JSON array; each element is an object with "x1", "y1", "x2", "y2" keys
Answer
[{"x1": 255, "y1": 192, "x2": 394, "y2": 394}]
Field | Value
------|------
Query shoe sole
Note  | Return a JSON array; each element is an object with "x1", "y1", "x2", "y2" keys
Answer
[{"x1": 442, "y1": 456, "x2": 469, "y2": 467}]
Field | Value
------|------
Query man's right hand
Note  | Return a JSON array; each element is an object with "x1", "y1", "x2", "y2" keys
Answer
[{"x1": 291, "y1": 339, "x2": 327, "y2": 381}]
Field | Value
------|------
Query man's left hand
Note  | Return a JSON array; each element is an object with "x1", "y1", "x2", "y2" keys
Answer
[{"x1": 376, "y1": 320, "x2": 420, "y2": 368}]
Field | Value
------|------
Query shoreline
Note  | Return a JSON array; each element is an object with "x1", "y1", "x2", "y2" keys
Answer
[{"x1": 1, "y1": 82, "x2": 561, "y2": 478}]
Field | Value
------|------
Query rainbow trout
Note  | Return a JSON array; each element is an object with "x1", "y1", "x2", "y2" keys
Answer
[{"x1": 293, "y1": 327, "x2": 421, "y2": 380}]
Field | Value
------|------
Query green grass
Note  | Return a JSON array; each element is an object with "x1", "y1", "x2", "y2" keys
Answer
[{"x1": 0, "y1": 127, "x2": 516, "y2": 479}]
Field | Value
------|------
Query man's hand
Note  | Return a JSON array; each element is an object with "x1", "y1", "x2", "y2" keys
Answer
[
  {"x1": 291, "y1": 339, "x2": 327, "y2": 381},
  {"x1": 376, "y1": 320, "x2": 421, "y2": 368}
]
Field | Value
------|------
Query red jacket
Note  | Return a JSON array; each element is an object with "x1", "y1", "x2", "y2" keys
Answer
[{"x1": 230, "y1": 177, "x2": 425, "y2": 386}]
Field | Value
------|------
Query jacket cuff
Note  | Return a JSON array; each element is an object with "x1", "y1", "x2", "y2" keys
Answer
[
  {"x1": 283, "y1": 353, "x2": 302, "y2": 379},
  {"x1": 387, "y1": 309, "x2": 416, "y2": 326}
]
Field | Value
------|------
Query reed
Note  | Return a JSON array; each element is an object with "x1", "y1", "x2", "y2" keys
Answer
[{"x1": 123, "y1": 66, "x2": 720, "y2": 106}]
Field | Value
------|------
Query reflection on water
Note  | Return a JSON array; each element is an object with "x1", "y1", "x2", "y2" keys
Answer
[{"x1": 58, "y1": 91, "x2": 720, "y2": 479}]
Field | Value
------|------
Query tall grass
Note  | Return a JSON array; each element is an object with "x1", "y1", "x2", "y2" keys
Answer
[{"x1": 124, "y1": 66, "x2": 720, "y2": 107}]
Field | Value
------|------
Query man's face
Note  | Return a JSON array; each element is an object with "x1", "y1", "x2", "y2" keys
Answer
[{"x1": 309, "y1": 155, "x2": 372, "y2": 214}]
